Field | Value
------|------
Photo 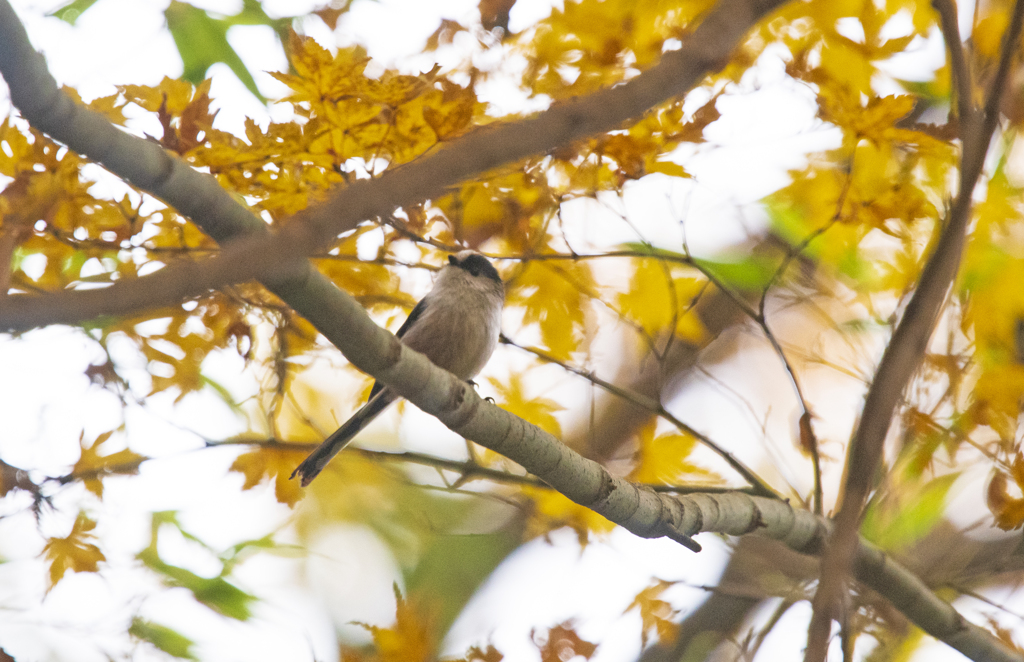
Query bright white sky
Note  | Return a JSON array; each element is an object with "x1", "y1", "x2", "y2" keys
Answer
[{"x1": 0, "y1": 1, "x2": 1016, "y2": 661}]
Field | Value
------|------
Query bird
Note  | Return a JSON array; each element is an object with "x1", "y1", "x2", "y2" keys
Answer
[{"x1": 291, "y1": 250, "x2": 505, "y2": 486}]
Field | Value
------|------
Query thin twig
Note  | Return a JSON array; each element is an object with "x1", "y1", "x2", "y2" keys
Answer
[
  {"x1": 753, "y1": 157, "x2": 856, "y2": 518},
  {"x1": 500, "y1": 333, "x2": 779, "y2": 498},
  {"x1": 759, "y1": 155, "x2": 855, "y2": 312}
]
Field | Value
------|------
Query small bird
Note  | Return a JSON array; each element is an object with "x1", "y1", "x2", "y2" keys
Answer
[{"x1": 291, "y1": 250, "x2": 505, "y2": 486}]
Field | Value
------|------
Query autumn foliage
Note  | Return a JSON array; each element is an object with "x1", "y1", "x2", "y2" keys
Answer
[{"x1": 5, "y1": 0, "x2": 1024, "y2": 660}]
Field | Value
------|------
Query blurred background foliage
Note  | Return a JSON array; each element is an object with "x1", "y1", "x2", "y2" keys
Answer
[{"x1": 4, "y1": 0, "x2": 1024, "y2": 660}]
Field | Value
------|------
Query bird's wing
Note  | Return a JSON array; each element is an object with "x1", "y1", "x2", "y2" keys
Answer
[
  {"x1": 396, "y1": 296, "x2": 430, "y2": 339},
  {"x1": 291, "y1": 388, "x2": 398, "y2": 486},
  {"x1": 367, "y1": 295, "x2": 431, "y2": 401}
]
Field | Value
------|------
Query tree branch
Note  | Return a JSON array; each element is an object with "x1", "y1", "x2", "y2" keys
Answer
[
  {"x1": 935, "y1": 0, "x2": 974, "y2": 131},
  {"x1": 0, "y1": 0, "x2": 790, "y2": 331},
  {"x1": 805, "y1": 2, "x2": 1024, "y2": 660}
]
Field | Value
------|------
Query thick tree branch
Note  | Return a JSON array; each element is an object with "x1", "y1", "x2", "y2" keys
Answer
[
  {"x1": 0, "y1": 0, "x2": 789, "y2": 331},
  {"x1": 805, "y1": 2, "x2": 1024, "y2": 660}
]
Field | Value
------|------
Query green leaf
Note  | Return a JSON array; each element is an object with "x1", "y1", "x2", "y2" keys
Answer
[
  {"x1": 129, "y1": 617, "x2": 197, "y2": 660},
  {"x1": 765, "y1": 202, "x2": 814, "y2": 252},
  {"x1": 48, "y1": 0, "x2": 100, "y2": 25},
  {"x1": 62, "y1": 249, "x2": 89, "y2": 278},
  {"x1": 10, "y1": 247, "x2": 37, "y2": 276},
  {"x1": 139, "y1": 547, "x2": 257, "y2": 621},
  {"x1": 861, "y1": 473, "x2": 960, "y2": 552},
  {"x1": 151, "y1": 511, "x2": 212, "y2": 550},
  {"x1": 227, "y1": 0, "x2": 277, "y2": 25},
  {"x1": 618, "y1": 242, "x2": 776, "y2": 290},
  {"x1": 219, "y1": 534, "x2": 303, "y2": 574},
  {"x1": 139, "y1": 512, "x2": 257, "y2": 621},
  {"x1": 229, "y1": 0, "x2": 290, "y2": 31},
  {"x1": 164, "y1": 1, "x2": 267, "y2": 102},
  {"x1": 406, "y1": 529, "x2": 522, "y2": 637},
  {"x1": 691, "y1": 257, "x2": 777, "y2": 291}
]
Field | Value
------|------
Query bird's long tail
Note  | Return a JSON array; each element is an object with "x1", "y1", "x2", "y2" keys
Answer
[{"x1": 291, "y1": 389, "x2": 396, "y2": 486}]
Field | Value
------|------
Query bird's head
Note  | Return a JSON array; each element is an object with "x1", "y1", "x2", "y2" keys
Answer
[{"x1": 447, "y1": 250, "x2": 502, "y2": 285}]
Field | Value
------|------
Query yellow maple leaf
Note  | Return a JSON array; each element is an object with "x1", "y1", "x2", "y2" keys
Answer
[
  {"x1": 628, "y1": 420, "x2": 717, "y2": 485},
  {"x1": 421, "y1": 79, "x2": 478, "y2": 140},
  {"x1": 617, "y1": 258, "x2": 705, "y2": 344},
  {"x1": 72, "y1": 430, "x2": 147, "y2": 499},
  {"x1": 120, "y1": 76, "x2": 205, "y2": 116},
  {"x1": 507, "y1": 261, "x2": 595, "y2": 362},
  {"x1": 523, "y1": 486, "x2": 615, "y2": 545},
  {"x1": 961, "y1": 237, "x2": 1024, "y2": 429},
  {"x1": 974, "y1": 168, "x2": 1024, "y2": 235},
  {"x1": 975, "y1": 10, "x2": 1010, "y2": 60},
  {"x1": 41, "y1": 511, "x2": 105, "y2": 590},
  {"x1": 487, "y1": 372, "x2": 564, "y2": 438},
  {"x1": 229, "y1": 446, "x2": 308, "y2": 507},
  {"x1": 522, "y1": 0, "x2": 713, "y2": 98}
]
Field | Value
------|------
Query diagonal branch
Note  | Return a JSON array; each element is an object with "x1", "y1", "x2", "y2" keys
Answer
[
  {"x1": 0, "y1": 0, "x2": 790, "y2": 331},
  {"x1": 805, "y1": 2, "x2": 1024, "y2": 660}
]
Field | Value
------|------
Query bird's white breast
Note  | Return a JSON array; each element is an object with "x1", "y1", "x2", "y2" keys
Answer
[{"x1": 400, "y1": 269, "x2": 503, "y2": 380}]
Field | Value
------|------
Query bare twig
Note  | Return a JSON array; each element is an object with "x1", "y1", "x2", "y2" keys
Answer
[
  {"x1": 501, "y1": 333, "x2": 781, "y2": 498},
  {"x1": 754, "y1": 154, "x2": 856, "y2": 519}
]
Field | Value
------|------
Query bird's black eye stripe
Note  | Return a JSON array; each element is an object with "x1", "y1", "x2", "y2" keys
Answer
[{"x1": 453, "y1": 253, "x2": 501, "y2": 283}]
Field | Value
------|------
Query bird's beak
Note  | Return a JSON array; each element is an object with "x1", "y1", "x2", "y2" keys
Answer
[{"x1": 448, "y1": 255, "x2": 458, "y2": 265}]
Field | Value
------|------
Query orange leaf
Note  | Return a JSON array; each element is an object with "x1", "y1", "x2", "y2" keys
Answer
[
  {"x1": 229, "y1": 446, "x2": 308, "y2": 507},
  {"x1": 41, "y1": 512, "x2": 105, "y2": 590},
  {"x1": 72, "y1": 430, "x2": 147, "y2": 499},
  {"x1": 625, "y1": 580, "x2": 679, "y2": 647},
  {"x1": 346, "y1": 585, "x2": 435, "y2": 662},
  {"x1": 535, "y1": 623, "x2": 597, "y2": 662},
  {"x1": 798, "y1": 412, "x2": 817, "y2": 455},
  {"x1": 987, "y1": 471, "x2": 1024, "y2": 530},
  {"x1": 450, "y1": 645, "x2": 504, "y2": 662}
]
